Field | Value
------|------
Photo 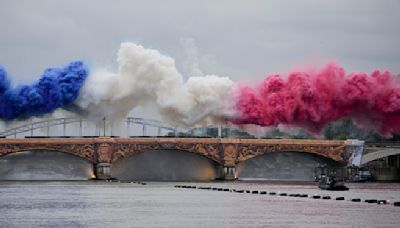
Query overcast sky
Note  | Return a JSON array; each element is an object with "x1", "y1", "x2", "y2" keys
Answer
[{"x1": 0, "y1": 0, "x2": 399, "y2": 124}]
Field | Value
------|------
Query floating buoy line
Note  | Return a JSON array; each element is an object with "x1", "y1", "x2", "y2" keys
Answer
[{"x1": 174, "y1": 185, "x2": 400, "y2": 207}]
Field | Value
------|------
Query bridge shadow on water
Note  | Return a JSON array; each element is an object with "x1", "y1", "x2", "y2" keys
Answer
[
  {"x1": 0, "y1": 150, "x2": 93, "y2": 180},
  {"x1": 111, "y1": 150, "x2": 222, "y2": 181},
  {"x1": 236, "y1": 152, "x2": 341, "y2": 182},
  {"x1": 0, "y1": 150, "x2": 343, "y2": 182}
]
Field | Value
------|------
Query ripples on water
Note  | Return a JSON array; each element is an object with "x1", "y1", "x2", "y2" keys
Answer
[{"x1": 0, "y1": 181, "x2": 399, "y2": 228}]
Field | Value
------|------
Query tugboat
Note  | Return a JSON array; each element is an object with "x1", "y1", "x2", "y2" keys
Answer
[
  {"x1": 318, "y1": 175, "x2": 349, "y2": 191},
  {"x1": 315, "y1": 166, "x2": 349, "y2": 191}
]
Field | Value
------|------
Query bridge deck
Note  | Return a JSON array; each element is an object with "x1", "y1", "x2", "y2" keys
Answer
[{"x1": 0, "y1": 137, "x2": 348, "y2": 166}]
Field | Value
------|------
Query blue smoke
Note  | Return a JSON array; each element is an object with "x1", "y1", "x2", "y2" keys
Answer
[{"x1": 0, "y1": 61, "x2": 89, "y2": 121}]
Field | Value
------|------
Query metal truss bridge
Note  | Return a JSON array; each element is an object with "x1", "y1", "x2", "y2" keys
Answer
[{"x1": 0, "y1": 117, "x2": 177, "y2": 138}]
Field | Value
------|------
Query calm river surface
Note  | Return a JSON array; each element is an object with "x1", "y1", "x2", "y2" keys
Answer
[{"x1": 1, "y1": 181, "x2": 399, "y2": 228}]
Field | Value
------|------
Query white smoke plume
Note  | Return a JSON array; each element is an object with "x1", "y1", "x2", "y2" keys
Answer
[{"x1": 75, "y1": 42, "x2": 235, "y2": 126}]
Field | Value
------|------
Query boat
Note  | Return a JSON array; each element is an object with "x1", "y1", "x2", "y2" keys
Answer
[
  {"x1": 314, "y1": 165, "x2": 349, "y2": 191},
  {"x1": 318, "y1": 175, "x2": 349, "y2": 191}
]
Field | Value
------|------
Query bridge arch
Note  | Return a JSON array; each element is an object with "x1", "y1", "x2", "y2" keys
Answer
[
  {"x1": 111, "y1": 149, "x2": 222, "y2": 181},
  {"x1": 0, "y1": 149, "x2": 95, "y2": 180},
  {"x1": 361, "y1": 148, "x2": 400, "y2": 165},
  {"x1": 236, "y1": 150, "x2": 343, "y2": 181},
  {"x1": 235, "y1": 143, "x2": 347, "y2": 165},
  {"x1": 111, "y1": 142, "x2": 223, "y2": 165},
  {"x1": 0, "y1": 144, "x2": 95, "y2": 163}
]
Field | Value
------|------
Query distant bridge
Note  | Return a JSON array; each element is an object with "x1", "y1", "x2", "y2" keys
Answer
[
  {"x1": 361, "y1": 142, "x2": 400, "y2": 165},
  {"x1": 0, "y1": 117, "x2": 177, "y2": 138}
]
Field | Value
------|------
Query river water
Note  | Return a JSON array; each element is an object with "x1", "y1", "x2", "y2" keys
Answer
[{"x1": 0, "y1": 181, "x2": 399, "y2": 228}]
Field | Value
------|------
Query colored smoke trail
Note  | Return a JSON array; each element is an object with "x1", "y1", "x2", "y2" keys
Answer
[
  {"x1": 75, "y1": 42, "x2": 235, "y2": 125},
  {"x1": 1, "y1": 42, "x2": 399, "y2": 136},
  {"x1": 0, "y1": 61, "x2": 88, "y2": 120},
  {"x1": 233, "y1": 63, "x2": 400, "y2": 135}
]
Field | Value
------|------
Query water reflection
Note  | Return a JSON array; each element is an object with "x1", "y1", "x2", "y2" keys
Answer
[
  {"x1": 0, "y1": 150, "x2": 93, "y2": 180},
  {"x1": 236, "y1": 152, "x2": 341, "y2": 181},
  {"x1": 111, "y1": 150, "x2": 221, "y2": 181}
]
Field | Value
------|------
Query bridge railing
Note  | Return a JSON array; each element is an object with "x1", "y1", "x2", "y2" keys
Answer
[
  {"x1": 0, "y1": 117, "x2": 177, "y2": 138},
  {"x1": 0, "y1": 117, "x2": 82, "y2": 137},
  {"x1": 126, "y1": 117, "x2": 176, "y2": 136}
]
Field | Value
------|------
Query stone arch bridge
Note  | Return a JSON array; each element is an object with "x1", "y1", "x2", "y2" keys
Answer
[{"x1": 0, "y1": 137, "x2": 353, "y2": 179}]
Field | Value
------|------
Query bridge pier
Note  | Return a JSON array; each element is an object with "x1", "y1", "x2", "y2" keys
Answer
[
  {"x1": 95, "y1": 163, "x2": 112, "y2": 180},
  {"x1": 223, "y1": 166, "x2": 236, "y2": 181}
]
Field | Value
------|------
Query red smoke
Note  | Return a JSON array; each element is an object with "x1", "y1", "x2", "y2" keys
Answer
[{"x1": 233, "y1": 63, "x2": 400, "y2": 135}]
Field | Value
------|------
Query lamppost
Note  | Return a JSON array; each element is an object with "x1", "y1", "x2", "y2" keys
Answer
[
  {"x1": 103, "y1": 117, "x2": 106, "y2": 137},
  {"x1": 225, "y1": 119, "x2": 228, "y2": 138}
]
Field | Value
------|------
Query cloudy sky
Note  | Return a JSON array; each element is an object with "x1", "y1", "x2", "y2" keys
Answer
[
  {"x1": 0, "y1": 0, "x2": 399, "y2": 123},
  {"x1": 1, "y1": 0, "x2": 399, "y2": 79}
]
